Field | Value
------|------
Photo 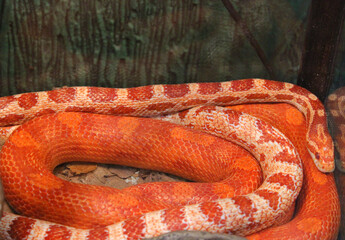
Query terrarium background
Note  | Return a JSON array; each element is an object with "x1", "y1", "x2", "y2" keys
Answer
[
  {"x1": 0, "y1": 1, "x2": 345, "y2": 239},
  {"x1": 2, "y1": 0, "x2": 341, "y2": 96}
]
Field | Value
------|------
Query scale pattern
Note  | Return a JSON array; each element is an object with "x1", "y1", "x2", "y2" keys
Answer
[
  {"x1": 326, "y1": 88, "x2": 345, "y2": 239},
  {"x1": 229, "y1": 104, "x2": 340, "y2": 240},
  {"x1": 0, "y1": 79, "x2": 336, "y2": 239},
  {"x1": 0, "y1": 79, "x2": 334, "y2": 172},
  {"x1": 327, "y1": 87, "x2": 345, "y2": 171}
]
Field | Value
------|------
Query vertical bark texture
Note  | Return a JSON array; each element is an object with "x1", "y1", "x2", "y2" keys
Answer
[
  {"x1": 298, "y1": 0, "x2": 345, "y2": 101},
  {"x1": 0, "y1": 0, "x2": 308, "y2": 96}
]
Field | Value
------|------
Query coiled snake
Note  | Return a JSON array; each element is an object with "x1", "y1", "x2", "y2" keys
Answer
[{"x1": 0, "y1": 79, "x2": 339, "y2": 239}]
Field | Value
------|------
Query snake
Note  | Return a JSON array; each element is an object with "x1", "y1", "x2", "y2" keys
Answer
[
  {"x1": 327, "y1": 87, "x2": 345, "y2": 171},
  {"x1": 326, "y1": 87, "x2": 345, "y2": 239},
  {"x1": 0, "y1": 79, "x2": 337, "y2": 239}
]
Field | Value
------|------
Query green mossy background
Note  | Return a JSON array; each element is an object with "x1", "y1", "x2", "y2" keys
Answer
[{"x1": 0, "y1": 0, "x2": 343, "y2": 97}]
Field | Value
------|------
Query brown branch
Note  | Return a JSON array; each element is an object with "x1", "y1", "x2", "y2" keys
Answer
[
  {"x1": 221, "y1": 0, "x2": 276, "y2": 80},
  {"x1": 298, "y1": 0, "x2": 345, "y2": 101}
]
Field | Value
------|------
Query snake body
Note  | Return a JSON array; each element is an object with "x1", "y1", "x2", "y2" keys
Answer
[
  {"x1": 229, "y1": 104, "x2": 340, "y2": 240},
  {"x1": 0, "y1": 79, "x2": 337, "y2": 239},
  {"x1": 327, "y1": 87, "x2": 345, "y2": 171},
  {"x1": 326, "y1": 87, "x2": 345, "y2": 239}
]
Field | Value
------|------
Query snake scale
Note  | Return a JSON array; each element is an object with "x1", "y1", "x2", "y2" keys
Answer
[{"x1": 0, "y1": 79, "x2": 339, "y2": 239}]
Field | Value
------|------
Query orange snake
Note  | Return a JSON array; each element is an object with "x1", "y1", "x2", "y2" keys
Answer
[{"x1": 0, "y1": 79, "x2": 339, "y2": 239}]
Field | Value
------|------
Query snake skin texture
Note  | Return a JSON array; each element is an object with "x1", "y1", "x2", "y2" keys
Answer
[
  {"x1": 326, "y1": 87, "x2": 345, "y2": 239},
  {"x1": 0, "y1": 79, "x2": 338, "y2": 239},
  {"x1": 229, "y1": 104, "x2": 339, "y2": 240},
  {"x1": 327, "y1": 87, "x2": 345, "y2": 171}
]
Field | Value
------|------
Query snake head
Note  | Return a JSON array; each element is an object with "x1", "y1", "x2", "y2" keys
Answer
[{"x1": 308, "y1": 143, "x2": 334, "y2": 173}]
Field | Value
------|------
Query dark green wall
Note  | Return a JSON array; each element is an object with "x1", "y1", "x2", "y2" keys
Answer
[{"x1": 0, "y1": 0, "x2": 313, "y2": 96}]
